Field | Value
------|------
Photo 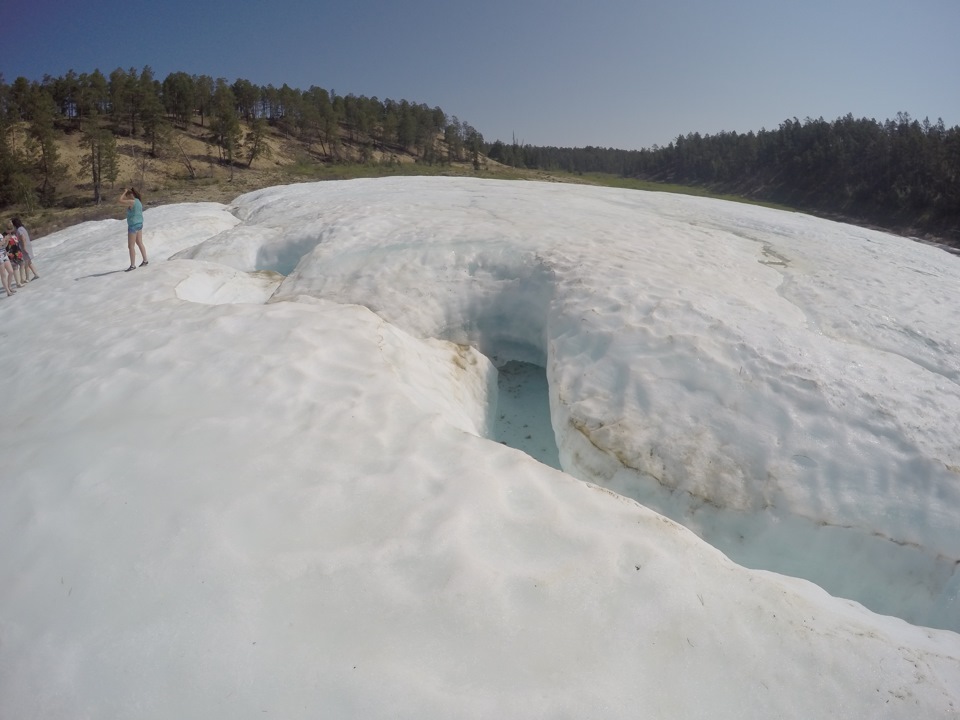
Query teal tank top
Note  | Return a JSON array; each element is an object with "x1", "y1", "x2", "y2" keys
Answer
[{"x1": 127, "y1": 198, "x2": 143, "y2": 227}]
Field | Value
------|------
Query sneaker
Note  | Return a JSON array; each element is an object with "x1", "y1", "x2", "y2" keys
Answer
[
  {"x1": 125, "y1": 265, "x2": 136, "y2": 272},
  {"x1": 139, "y1": 260, "x2": 149, "y2": 267}
]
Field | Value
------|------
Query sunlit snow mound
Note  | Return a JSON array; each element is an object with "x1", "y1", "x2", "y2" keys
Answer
[
  {"x1": 3, "y1": 177, "x2": 959, "y2": 720},
  {"x1": 185, "y1": 176, "x2": 960, "y2": 632}
]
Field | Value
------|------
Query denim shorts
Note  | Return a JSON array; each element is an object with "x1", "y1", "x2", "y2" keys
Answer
[{"x1": 128, "y1": 223, "x2": 143, "y2": 233}]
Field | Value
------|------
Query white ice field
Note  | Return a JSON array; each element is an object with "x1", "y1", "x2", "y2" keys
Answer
[{"x1": 2, "y1": 177, "x2": 958, "y2": 719}]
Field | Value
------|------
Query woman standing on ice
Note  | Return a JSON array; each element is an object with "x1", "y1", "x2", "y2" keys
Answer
[
  {"x1": 119, "y1": 188, "x2": 148, "y2": 271},
  {"x1": 10, "y1": 218, "x2": 38, "y2": 281}
]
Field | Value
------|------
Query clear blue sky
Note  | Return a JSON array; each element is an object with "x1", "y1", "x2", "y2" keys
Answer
[{"x1": 2, "y1": 0, "x2": 958, "y2": 150}]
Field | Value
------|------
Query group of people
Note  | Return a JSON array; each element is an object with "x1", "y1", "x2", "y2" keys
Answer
[
  {"x1": 1, "y1": 217, "x2": 39, "y2": 297},
  {"x1": 0, "y1": 186, "x2": 149, "y2": 296}
]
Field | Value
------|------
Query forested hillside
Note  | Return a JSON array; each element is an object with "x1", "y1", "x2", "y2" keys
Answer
[
  {"x1": 490, "y1": 114, "x2": 960, "y2": 244},
  {"x1": 2, "y1": 66, "x2": 958, "y2": 246},
  {"x1": 0, "y1": 67, "x2": 486, "y2": 214}
]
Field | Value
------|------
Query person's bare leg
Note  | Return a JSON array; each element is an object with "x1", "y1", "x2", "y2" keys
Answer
[
  {"x1": 136, "y1": 230, "x2": 148, "y2": 266},
  {"x1": 1, "y1": 262, "x2": 14, "y2": 295},
  {"x1": 128, "y1": 232, "x2": 137, "y2": 269}
]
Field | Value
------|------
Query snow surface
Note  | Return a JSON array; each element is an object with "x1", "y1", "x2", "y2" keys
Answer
[{"x1": 2, "y1": 176, "x2": 959, "y2": 719}]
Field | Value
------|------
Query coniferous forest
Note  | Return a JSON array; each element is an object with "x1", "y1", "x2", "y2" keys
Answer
[
  {"x1": 0, "y1": 67, "x2": 485, "y2": 210},
  {"x1": 1, "y1": 66, "x2": 958, "y2": 245},
  {"x1": 489, "y1": 114, "x2": 960, "y2": 243}
]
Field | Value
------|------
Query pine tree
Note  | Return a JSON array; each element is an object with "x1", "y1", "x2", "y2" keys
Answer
[
  {"x1": 210, "y1": 79, "x2": 241, "y2": 167},
  {"x1": 107, "y1": 68, "x2": 132, "y2": 134},
  {"x1": 139, "y1": 68, "x2": 167, "y2": 156},
  {"x1": 78, "y1": 113, "x2": 119, "y2": 204},
  {"x1": 161, "y1": 72, "x2": 195, "y2": 128},
  {"x1": 0, "y1": 104, "x2": 36, "y2": 210},
  {"x1": 27, "y1": 89, "x2": 66, "y2": 204},
  {"x1": 245, "y1": 118, "x2": 272, "y2": 168},
  {"x1": 194, "y1": 75, "x2": 214, "y2": 128},
  {"x1": 231, "y1": 78, "x2": 259, "y2": 123}
]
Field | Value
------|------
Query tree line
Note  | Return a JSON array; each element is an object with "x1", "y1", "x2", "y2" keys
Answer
[
  {"x1": 0, "y1": 67, "x2": 486, "y2": 208},
  {"x1": 489, "y1": 114, "x2": 960, "y2": 240},
  {"x1": 5, "y1": 68, "x2": 956, "y2": 241}
]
